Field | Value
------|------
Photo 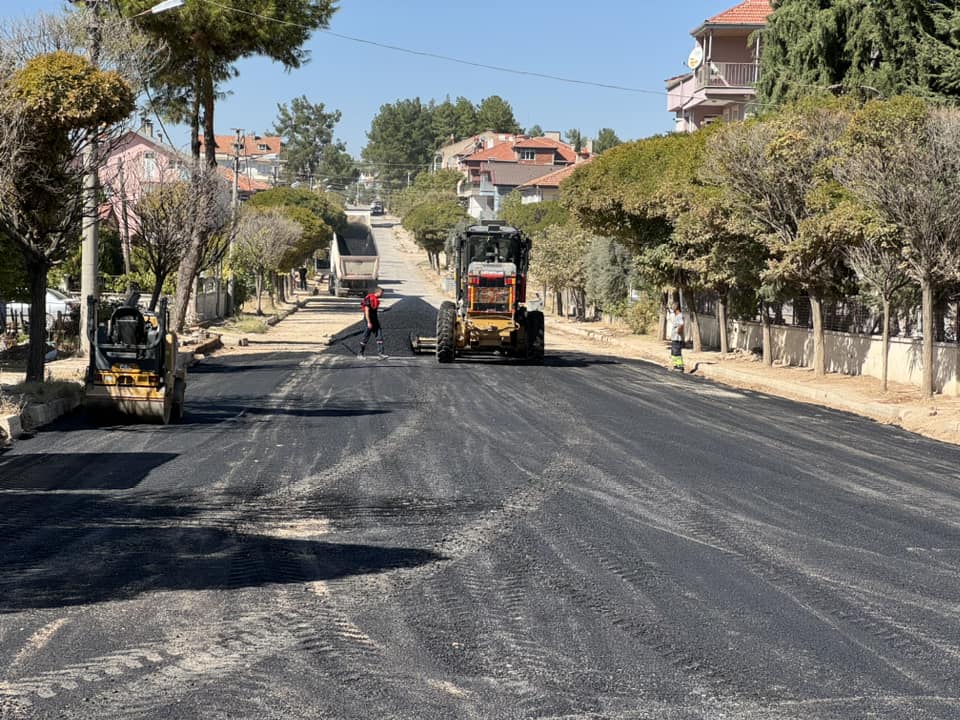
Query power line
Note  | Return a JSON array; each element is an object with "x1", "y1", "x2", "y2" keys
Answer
[{"x1": 194, "y1": 0, "x2": 689, "y2": 100}]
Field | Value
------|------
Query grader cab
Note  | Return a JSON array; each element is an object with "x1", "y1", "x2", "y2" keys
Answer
[{"x1": 413, "y1": 221, "x2": 544, "y2": 363}]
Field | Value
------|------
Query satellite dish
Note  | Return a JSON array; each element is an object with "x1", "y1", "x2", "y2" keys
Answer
[{"x1": 688, "y1": 45, "x2": 704, "y2": 70}]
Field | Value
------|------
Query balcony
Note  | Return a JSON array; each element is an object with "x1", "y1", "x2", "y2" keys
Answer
[{"x1": 696, "y1": 62, "x2": 759, "y2": 89}]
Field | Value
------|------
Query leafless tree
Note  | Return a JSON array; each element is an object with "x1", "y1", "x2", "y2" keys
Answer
[
  {"x1": 837, "y1": 107, "x2": 960, "y2": 399},
  {"x1": 0, "y1": 9, "x2": 161, "y2": 381},
  {"x1": 121, "y1": 164, "x2": 230, "y2": 311},
  {"x1": 232, "y1": 208, "x2": 302, "y2": 316}
]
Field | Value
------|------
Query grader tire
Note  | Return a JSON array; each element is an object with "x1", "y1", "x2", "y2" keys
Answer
[
  {"x1": 436, "y1": 306, "x2": 456, "y2": 363},
  {"x1": 171, "y1": 378, "x2": 186, "y2": 423},
  {"x1": 525, "y1": 310, "x2": 545, "y2": 363}
]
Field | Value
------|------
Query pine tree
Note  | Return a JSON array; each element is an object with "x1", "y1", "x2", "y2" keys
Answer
[{"x1": 758, "y1": 0, "x2": 960, "y2": 104}]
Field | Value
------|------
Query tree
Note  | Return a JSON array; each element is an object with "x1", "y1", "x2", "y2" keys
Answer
[
  {"x1": 362, "y1": 98, "x2": 435, "y2": 188},
  {"x1": 757, "y1": 0, "x2": 960, "y2": 105},
  {"x1": 705, "y1": 99, "x2": 855, "y2": 374},
  {"x1": 476, "y1": 95, "x2": 521, "y2": 134},
  {"x1": 565, "y1": 128, "x2": 584, "y2": 152},
  {"x1": 117, "y1": 0, "x2": 337, "y2": 331},
  {"x1": 431, "y1": 95, "x2": 479, "y2": 147},
  {"x1": 526, "y1": 124, "x2": 544, "y2": 138},
  {"x1": 563, "y1": 129, "x2": 719, "y2": 347},
  {"x1": 392, "y1": 169, "x2": 462, "y2": 217},
  {"x1": 835, "y1": 96, "x2": 960, "y2": 398},
  {"x1": 246, "y1": 186, "x2": 344, "y2": 265},
  {"x1": 232, "y1": 208, "x2": 302, "y2": 315},
  {"x1": 501, "y1": 193, "x2": 569, "y2": 236},
  {"x1": 0, "y1": 50, "x2": 134, "y2": 382},
  {"x1": 841, "y1": 205, "x2": 908, "y2": 392},
  {"x1": 585, "y1": 237, "x2": 633, "y2": 316},
  {"x1": 132, "y1": 168, "x2": 230, "y2": 310},
  {"x1": 272, "y1": 95, "x2": 344, "y2": 185},
  {"x1": 530, "y1": 224, "x2": 592, "y2": 319},
  {"x1": 401, "y1": 199, "x2": 469, "y2": 272},
  {"x1": 593, "y1": 128, "x2": 622, "y2": 154}
]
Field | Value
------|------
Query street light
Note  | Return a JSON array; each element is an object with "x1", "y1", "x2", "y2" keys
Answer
[{"x1": 132, "y1": 0, "x2": 185, "y2": 18}]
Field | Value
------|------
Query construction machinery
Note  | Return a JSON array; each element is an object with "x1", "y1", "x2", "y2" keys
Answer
[
  {"x1": 85, "y1": 296, "x2": 186, "y2": 424},
  {"x1": 411, "y1": 221, "x2": 544, "y2": 363},
  {"x1": 328, "y1": 221, "x2": 380, "y2": 297}
]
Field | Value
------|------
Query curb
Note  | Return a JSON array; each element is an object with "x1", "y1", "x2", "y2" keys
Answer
[{"x1": 549, "y1": 320, "x2": 907, "y2": 424}]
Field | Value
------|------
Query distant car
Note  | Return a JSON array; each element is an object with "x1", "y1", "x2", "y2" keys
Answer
[
  {"x1": 4, "y1": 289, "x2": 79, "y2": 330},
  {"x1": 370, "y1": 200, "x2": 384, "y2": 216}
]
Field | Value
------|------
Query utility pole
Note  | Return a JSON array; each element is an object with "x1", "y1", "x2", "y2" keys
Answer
[
  {"x1": 228, "y1": 128, "x2": 243, "y2": 314},
  {"x1": 77, "y1": 0, "x2": 103, "y2": 354}
]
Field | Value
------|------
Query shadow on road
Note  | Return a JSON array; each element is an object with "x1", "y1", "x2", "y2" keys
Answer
[
  {"x1": 0, "y1": 483, "x2": 444, "y2": 612},
  {"x1": 0, "y1": 452, "x2": 177, "y2": 491}
]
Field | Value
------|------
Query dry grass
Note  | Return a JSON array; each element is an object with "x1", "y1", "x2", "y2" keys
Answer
[
  {"x1": 227, "y1": 317, "x2": 270, "y2": 334},
  {"x1": 1, "y1": 379, "x2": 82, "y2": 411}
]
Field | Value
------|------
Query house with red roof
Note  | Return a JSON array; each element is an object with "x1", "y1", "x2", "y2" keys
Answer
[
  {"x1": 199, "y1": 132, "x2": 285, "y2": 186},
  {"x1": 666, "y1": 0, "x2": 772, "y2": 132},
  {"x1": 458, "y1": 132, "x2": 585, "y2": 218},
  {"x1": 100, "y1": 121, "x2": 269, "y2": 256},
  {"x1": 515, "y1": 159, "x2": 592, "y2": 205}
]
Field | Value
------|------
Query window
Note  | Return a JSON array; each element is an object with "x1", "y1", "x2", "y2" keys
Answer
[
  {"x1": 520, "y1": 149, "x2": 536, "y2": 161},
  {"x1": 142, "y1": 151, "x2": 158, "y2": 180},
  {"x1": 258, "y1": 143, "x2": 269, "y2": 151}
]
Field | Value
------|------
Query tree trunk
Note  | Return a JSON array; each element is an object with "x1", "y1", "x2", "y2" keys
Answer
[
  {"x1": 149, "y1": 273, "x2": 165, "y2": 312},
  {"x1": 25, "y1": 257, "x2": 49, "y2": 383},
  {"x1": 255, "y1": 272, "x2": 264, "y2": 315},
  {"x1": 718, "y1": 293, "x2": 729, "y2": 356},
  {"x1": 658, "y1": 291, "x2": 668, "y2": 341},
  {"x1": 761, "y1": 301, "x2": 773, "y2": 366},
  {"x1": 810, "y1": 293, "x2": 825, "y2": 376},
  {"x1": 683, "y1": 287, "x2": 702, "y2": 352},
  {"x1": 555, "y1": 290, "x2": 563, "y2": 318},
  {"x1": 881, "y1": 297, "x2": 890, "y2": 394},
  {"x1": 921, "y1": 276, "x2": 934, "y2": 400}
]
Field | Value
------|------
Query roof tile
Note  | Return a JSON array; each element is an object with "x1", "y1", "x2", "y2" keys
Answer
[{"x1": 707, "y1": 0, "x2": 771, "y2": 25}]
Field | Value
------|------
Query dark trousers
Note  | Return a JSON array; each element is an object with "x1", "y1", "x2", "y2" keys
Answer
[
  {"x1": 670, "y1": 339, "x2": 684, "y2": 369},
  {"x1": 360, "y1": 321, "x2": 383, "y2": 351}
]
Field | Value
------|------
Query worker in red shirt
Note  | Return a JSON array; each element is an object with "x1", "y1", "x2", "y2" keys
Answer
[{"x1": 358, "y1": 287, "x2": 388, "y2": 359}]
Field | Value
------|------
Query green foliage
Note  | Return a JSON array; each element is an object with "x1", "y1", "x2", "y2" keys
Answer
[
  {"x1": 565, "y1": 129, "x2": 584, "y2": 152},
  {"x1": 593, "y1": 128, "x2": 623, "y2": 154},
  {"x1": 272, "y1": 95, "x2": 355, "y2": 187},
  {"x1": 431, "y1": 96, "x2": 480, "y2": 147},
  {"x1": 526, "y1": 124, "x2": 544, "y2": 138},
  {"x1": 362, "y1": 97, "x2": 435, "y2": 189},
  {"x1": 501, "y1": 193, "x2": 569, "y2": 235},
  {"x1": 530, "y1": 224, "x2": 593, "y2": 302},
  {"x1": 247, "y1": 187, "x2": 346, "y2": 234},
  {"x1": 624, "y1": 294, "x2": 660, "y2": 335},
  {"x1": 476, "y1": 95, "x2": 521, "y2": 134},
  {"x1": 13, "y1": 51, "x2": 135, "y2": 140},
  {"x1": 757, "y1": 0, "x2": 960, "y2": 105},
  {"x1": 392, "y1": 169, "x2": 462, "y2": 217},
  {"x1": 585, "y1": 237, "x2": 633, "y2": 314},
  {"x1": 401, "y1": 200, "x2": 469, "y2": 257},
  {"x1": 0, "y1": 234, "x2": 28, "y2": 301}
]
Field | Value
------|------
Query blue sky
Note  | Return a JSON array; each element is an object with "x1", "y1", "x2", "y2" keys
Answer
[{"x1": 3, "y1": 1, "x2": 738, "y2": 154}]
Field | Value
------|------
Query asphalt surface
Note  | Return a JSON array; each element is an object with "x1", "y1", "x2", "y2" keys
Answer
[{"x1": 2, "y1": 222, "x2": 960, "y2": 719}]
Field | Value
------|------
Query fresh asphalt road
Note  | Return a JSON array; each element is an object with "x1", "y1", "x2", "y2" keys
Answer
[{"x1": 2, "y1": 225, "x2": 960, "y2": 719}]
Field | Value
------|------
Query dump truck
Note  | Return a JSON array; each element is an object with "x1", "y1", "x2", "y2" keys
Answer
[
  {"x1": 328, "y1": 221, "x2": 380, "y2": 297},
  {"x1": 411, "y1": 221, "x2": 544, "y2": 362},
  {"x1": 85, "y1": 296, "x2": 186, "y2": 424}
]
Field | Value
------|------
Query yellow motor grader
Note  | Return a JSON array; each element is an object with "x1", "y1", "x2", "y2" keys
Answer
[
  {"x1": 85, "y1": 296, "x2": 186, "y2": 424},
  {"x1": 412, "y1": 221, "x2": 544, "y2": 363}
]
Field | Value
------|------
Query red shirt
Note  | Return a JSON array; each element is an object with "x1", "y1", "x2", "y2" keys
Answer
[{"x1": 363, "y1": 293, "x2": 380, "y2": 311}]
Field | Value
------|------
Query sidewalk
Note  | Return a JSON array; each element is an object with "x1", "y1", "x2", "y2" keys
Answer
[{"x1": 548, "y1": 316, "x2": 960, "y2": 446}]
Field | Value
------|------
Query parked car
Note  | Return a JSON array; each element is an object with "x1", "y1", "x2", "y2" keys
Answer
[
  {"x1": 4, "y1": 289, "x2": 79, "y2": 330},
  {"x1": 370, "y1": 200, "x2": 384, "y2": 216}
]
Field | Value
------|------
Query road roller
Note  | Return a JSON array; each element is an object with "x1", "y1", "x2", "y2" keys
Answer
[{"x1": 85, "y1": 295, "x2": 186, "y2": 424}]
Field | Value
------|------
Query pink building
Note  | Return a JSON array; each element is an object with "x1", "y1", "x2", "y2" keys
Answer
[{"x1": 666, "y1": 0, "x2": 772, "y2": 132}]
